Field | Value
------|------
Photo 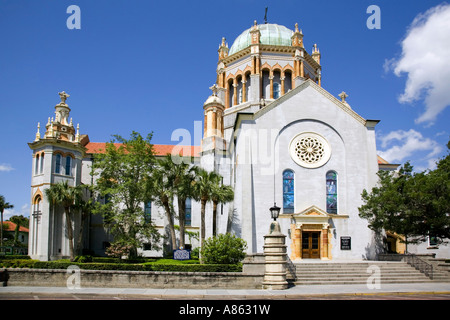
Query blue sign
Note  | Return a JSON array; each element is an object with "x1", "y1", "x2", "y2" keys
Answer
[{"x1": 173, "y1": 249, "x2": 191, "y2": 260}]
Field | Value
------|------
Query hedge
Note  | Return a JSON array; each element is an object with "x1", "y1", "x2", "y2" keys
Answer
[{"x1": 0, "y1": 259, "x2": 242, "y2": 272}]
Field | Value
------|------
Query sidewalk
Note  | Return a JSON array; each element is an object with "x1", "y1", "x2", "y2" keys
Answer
[{"x1": 1, "y1": 282, "x2": 450, "y2": 299}]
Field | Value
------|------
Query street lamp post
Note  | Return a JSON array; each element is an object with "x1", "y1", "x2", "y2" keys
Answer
[{"x1": 262, "y1": 203, "x2": 288, "y2": 290}]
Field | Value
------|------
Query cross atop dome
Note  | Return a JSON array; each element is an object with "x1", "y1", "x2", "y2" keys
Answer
[{"x1": 58, "y1": 91, "x2": 70, "y2": 105}]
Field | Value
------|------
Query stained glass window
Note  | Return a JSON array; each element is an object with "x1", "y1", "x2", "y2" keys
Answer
[
  {"x1": 185, "y1": 198, "x2": 192, "y2": 226},
  {"x1": 55, "y1": 154, "x2": 61, "y2": 174},
  {"x1": 65, "y1": 156, "x2": 72, "y2": 176},
  {"x1": 326, "y1": 171, "x2": 337, "y2": 214},
  {"x1": 283, "y1": 170, "x2": 294, "y2": 213},
  {"x1": 273, "y1": 82, "x2": 281, "y2": 99},
  {"x1": 144, "y1": 201, "x2": 152, "y2": 223}
]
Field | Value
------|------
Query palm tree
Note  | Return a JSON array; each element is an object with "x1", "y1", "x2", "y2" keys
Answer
[
  {"x1": 45, "y1": 181, "x2": 83, "y2": 261},
  {"x1": 0, "y1": 195, "x2": 14, "y2": 248},
  {"x1": 211, "y1": 182, "x2": 234, "y2": 237},
  {"x1": 73, "y1": 186, "x2": 94, "y2": 256},
  {"x1": 192, "y1": 168, "x2": 222, "y2": 256},
  {"x1": 172, "y1": 159, "x2": 196, "y2": 249},
  {"x1": 147, "y1": 155, "x2": 178, "y2": 251}
]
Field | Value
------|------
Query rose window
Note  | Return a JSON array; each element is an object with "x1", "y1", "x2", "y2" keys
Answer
[{"x1": 289, "y1": 133, "x2": 331, "y2": 168}]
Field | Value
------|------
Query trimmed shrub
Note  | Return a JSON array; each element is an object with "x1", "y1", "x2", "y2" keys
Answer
[{"x1": 201, "y1": 234, "x2": 247, "y2": 264}]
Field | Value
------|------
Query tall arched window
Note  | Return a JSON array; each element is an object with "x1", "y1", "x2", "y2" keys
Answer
[
  {"x1": 40, "y1": 154, "x2": 44, "y2": 174},
  {"x1": 55, "y1": 154, "x2": 61, "y2": 174},
  {"x1": 185, "y1": 198, "x2": 192, "y2": 226},
  {"x1": 283, "y1": 170, "x2": 294, "y2": 213},
  {"x1": 35, "y1": 154, "x2": 40, "y2": 175},
  {"x1": 326, "y1": 171, "x2": 337, "y2": 214},
  {"x1": 144, "y1": 201, "x2": 152, "y2": 223},
  {"x1": 65, "y1": 156, "x2": 72, "y2": 176},
  {"x1": 273, "y1": 82, "x2": 281, "y2": 99}
]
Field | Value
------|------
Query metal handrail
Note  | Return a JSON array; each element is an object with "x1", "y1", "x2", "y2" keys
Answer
[{"x1": 404, "y1": 254, "x2": 433, "y2": 280}]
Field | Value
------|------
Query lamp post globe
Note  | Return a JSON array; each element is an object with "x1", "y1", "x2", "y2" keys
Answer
[{"x1": 270, "y1": 203, "x2": 281, "y2": 221}]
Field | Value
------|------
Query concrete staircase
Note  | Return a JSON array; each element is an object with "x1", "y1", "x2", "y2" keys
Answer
[{"x1": 291, "y1": 261, "x2": 450, "y2": 285}]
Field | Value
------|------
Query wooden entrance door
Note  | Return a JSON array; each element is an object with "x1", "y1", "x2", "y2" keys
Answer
[{"x1": 302, "y1": 231, "x2": 320, "y2": 259}]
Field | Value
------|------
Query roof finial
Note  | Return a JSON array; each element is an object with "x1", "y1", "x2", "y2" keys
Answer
[
  {"x1": 58, "y1": 91, "x2": 70, "y2": 104},
  {"x1": 338, "y1": 91, "x2": 348, "y2": 103},
  {"x1": 35, "y1": 122, "x2": 40, "y2": 141},
  {"x1": 264, "y1": 7, "x2": 268, "y2": 24},
  {"x1": 209, "y1": 84, "x2": 219, "y2": 96}
]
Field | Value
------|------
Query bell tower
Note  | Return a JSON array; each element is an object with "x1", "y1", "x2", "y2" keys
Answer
[
  {"x1": 28, "y1": 91, "x2": 87, "y2": 261},
  {"x1": 201, "y1": 84, "x2": 226, "y2": 171}
]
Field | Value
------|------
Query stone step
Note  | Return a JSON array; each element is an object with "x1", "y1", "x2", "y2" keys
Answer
[{"x1": 294, "y1": 279, "x2": 436, "y2": 285}]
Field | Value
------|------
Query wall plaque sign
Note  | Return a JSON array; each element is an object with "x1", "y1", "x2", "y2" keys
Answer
[
  {"x1": 173, "y1": 249, "x2": 191, "y2": 260},
  {"x1": 340, "y1": 236, "x2": 351, "y2": 250}
]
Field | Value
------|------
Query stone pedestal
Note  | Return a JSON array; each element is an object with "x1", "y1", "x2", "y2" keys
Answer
[{"x1": 262, "y1": 221, "x2": 288, "y2": 290}]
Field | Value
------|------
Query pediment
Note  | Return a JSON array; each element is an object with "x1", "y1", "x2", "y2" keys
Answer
[{"x1": 293, "y1": 205, "x2": 328, "y2": 218}]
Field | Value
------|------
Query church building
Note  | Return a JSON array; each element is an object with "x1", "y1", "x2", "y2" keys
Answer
[{"x1": 28, "y1": 21, "x2": 398, "y2": 261}]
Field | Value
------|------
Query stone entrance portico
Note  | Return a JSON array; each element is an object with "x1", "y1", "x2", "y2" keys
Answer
[{"x1": 289, "y1": 206, "x2": 332, "y2": 260}]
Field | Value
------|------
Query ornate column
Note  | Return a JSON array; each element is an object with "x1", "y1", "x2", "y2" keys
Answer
[
  {"x1": 242, "y1": 77, "x2": 247, "y2": 103},
  {"x1": 233, "y1": 80, "x2": 238, "y2": 106},
  {"x1": 269, "y1": 75, "x2": 274, "y2": 99},
  {"x1": 262, "y1": 221, "x2": 288, "y2": 290}
]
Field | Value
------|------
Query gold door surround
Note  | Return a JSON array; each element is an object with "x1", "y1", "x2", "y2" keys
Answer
[{"x1": 289, "y1": 205, "x2": 332, "y2": 260}]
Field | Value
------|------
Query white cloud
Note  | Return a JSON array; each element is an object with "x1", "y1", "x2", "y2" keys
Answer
[
  {"x1": 0, "y1": 163, "x2": 14, "y2": 172},
  {"x1": 378, "y1": 129, "x2": 443, "y2": 170},
  {"x1": 3, "y1": 203, "x2": 30, "y2": 220},
  {"x1": 387, "y1": 3, "x2": 450, "y2": 125}
]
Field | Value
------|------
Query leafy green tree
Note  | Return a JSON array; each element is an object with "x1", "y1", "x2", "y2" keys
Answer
[
  {"x1": 201, "y1": 233, "x2": 247, "y2": 264},
  {"x1": 92, "y1": 131, "x2": 161, "y2": 259},
  {"x1": 0, "y1": 195, "x2": 14, "y2": 248},
  {"x1": 408, "y1": 142, "x2": 450, "y2": 242},
  {"x1": 9, "y1": 215, "x2": 29, "y2": 246},
  {"x1": 45, "y1": 181, "x2": 83, "y2": 261},
  {"x1": 360, "y1": 140, "x2": 450, "y2": 251}
]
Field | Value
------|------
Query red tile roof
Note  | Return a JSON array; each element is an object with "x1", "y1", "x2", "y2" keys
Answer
[
  {"x1": 85, "y1": 142, "x2": 201, "y2": 157},
  {"x1": 3, "y1": 221, "x2": 29, "y2": 233}
]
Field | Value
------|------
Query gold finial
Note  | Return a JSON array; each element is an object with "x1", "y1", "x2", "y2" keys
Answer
[
  {"x1": 35, "y1": 122, "x2": 40, "y2": 141},
  {"x1": 295, "y1": 23, "x2": 299, "y2": 32}
]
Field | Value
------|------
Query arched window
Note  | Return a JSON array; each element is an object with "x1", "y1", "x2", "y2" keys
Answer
[
  {"x1": 185, "y1": 198, "x2": 192, "y2": 226},
  {"x1": 65, "y1": 156, "x2": 72, "y2": 176},
  {"x1": 273, "y1": 82, "x2": 281, "y2": 99},
  {"x1": 283, "y1": 170, "x2": 294, "y2": 213},
  {"x1": 40, "y1": 154, "x2": 44, "y2": 174},
  {"x1": 35, "y1": 154, "x2": 40, "y2": 175},
  {"x1": 326, "y1": 171, "x2": 337, "y2": 214},
  {"x1": 144, "y1": 201, "x2": 152, "y2": 223},
  {"x1": 55, "y1": 154, "x2": 61, "y2": 174}
]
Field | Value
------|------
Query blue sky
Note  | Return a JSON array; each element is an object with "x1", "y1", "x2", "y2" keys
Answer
[{"x1": 1, "y1": 0, "x2": 449, "y2": 219}]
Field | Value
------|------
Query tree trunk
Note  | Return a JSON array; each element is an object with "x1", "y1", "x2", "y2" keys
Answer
[
  {"x1": 75, "y1": 211, "x2": 88, "y2": 256},
  {"x1": 212, "y1": 201, "x2": 218, "y2": 237},
  {"x1": 1, "y1": 210, "x2": 4, "y2": 248},
  {"x1": 178, "y1": 197, "x2": 186, "y2": 249},
  {"x1": 163, "y1": 200, "x2": 177, "y2": 251},
  {"x1": 64, "y1": 207, "x2": 75, "y2": 261},
  {"x1": 200, "y1": 199, "x2": 206, "y2": 263}
]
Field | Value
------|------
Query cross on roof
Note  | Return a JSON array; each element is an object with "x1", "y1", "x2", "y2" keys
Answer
[
  {"x1": 58, "y1": 91, "x2": 70, "y2": 104},
  {"x1": 338, "y1": 91, "x2": 348, "y2": 103}
]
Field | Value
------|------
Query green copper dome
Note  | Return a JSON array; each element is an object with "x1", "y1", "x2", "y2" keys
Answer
[{"x1": 229, "y1": 23, "x2": 294, "y2": 55}]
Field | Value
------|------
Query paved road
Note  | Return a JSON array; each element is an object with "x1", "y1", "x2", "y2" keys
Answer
[
  {"x1": 1, "y1": 282, "x2": 450, "y2": 300},
  {"x1": 1, "y1": 292, "x2": 450, "y2": 300}
]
